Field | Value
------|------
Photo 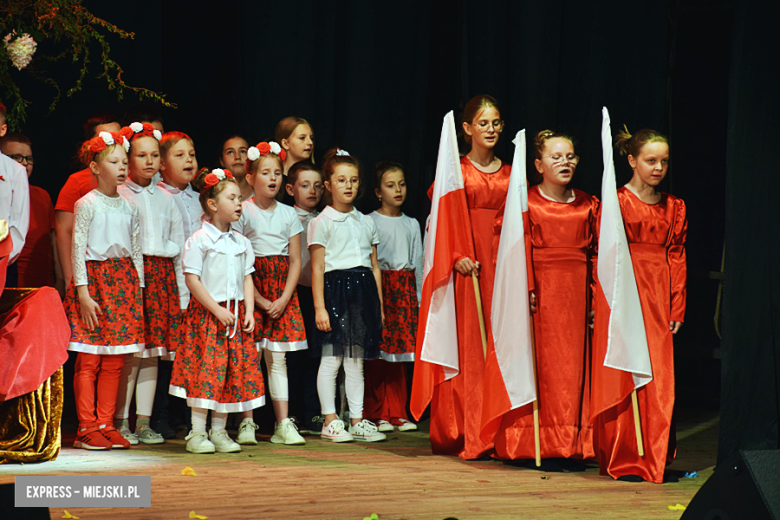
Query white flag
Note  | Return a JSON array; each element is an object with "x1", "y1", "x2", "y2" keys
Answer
[{"x1": 598, "y1": 107, "x2": 653, "y2": 389}]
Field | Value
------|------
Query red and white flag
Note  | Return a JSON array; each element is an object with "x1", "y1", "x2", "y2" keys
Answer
[
  {"x1": 597, "y1": 107, "x2": 653, "y2": 390},
  {"x1": 410, "y1": 111, "x2": 475, "y2": 420},
  {"x1": 480, "y1": 130, "x2": 537, "y2": 438}
]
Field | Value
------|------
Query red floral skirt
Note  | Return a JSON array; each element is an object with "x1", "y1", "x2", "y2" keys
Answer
[
  {"x1": 378, "y1": 270, "x2": 417, "y2": 361},
  {"x1": 64, "y1": 257, "x2": 144, "y2": 355},
  {"x1": 252, "y1": 256, "x2": 307, "y2": 352},
  {"x1": 169, "y1": 297, "x2": 265, "y2": 412},
  {"x1": 140, "y1": 255, "x2": 183, "y2": 358}
]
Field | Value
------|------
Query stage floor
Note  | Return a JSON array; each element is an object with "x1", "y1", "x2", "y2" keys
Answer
[{"x1": 0, "y1": 409, "x2": 718, "y2": 520}]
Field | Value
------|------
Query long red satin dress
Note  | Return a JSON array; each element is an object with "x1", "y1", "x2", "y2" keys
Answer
[
  {"x1": 429, "y1": 156, "x2": 510, "y2": 459},
  {"x1": 492, "y1": 186, "x2": 599, "y2": 460},
  {"x1": 592, "y1": 187, "x2": 687, "y2": 483}
]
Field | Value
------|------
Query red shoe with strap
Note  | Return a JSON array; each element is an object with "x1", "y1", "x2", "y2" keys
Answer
[
  {"x1": 74, "y1": 425, "x2": 113, "y2": 450},
  {"x1": 99, "y1": 424, "x2": 131, "y2": 449}
]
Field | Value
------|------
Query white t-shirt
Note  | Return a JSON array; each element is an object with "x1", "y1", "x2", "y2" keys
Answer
[
  {"x1": 369, "y1": 211, "x2": 423, "y2": 304},
  {"x1": 307, "y1": 206, "x2": 379, "y2": 273},
  {"x1": 295, "y1": 206, "x2": 319, "y2": 287},
  {"x1": 183, "y1": 221, "x2": 254, "y2": 303},
  {"x1": 72, "y1": 190, "x2": 144, "y2": 288},
  {"x1": 0, "y1": 153, "x2": 30, "y2": 263},
  {"x1": 158, "y1": 181, "x2": 204, "y2": 241},
  {"x1": 119, "y1": 178, "x2": 187, "y2": 308},
  {"x1": 233, "y1": 199, "x2": 303, "y2": 257}
]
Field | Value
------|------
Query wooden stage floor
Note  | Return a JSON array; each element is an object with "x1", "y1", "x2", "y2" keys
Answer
[{"x1": 0, "y1": 409, "x2": 718, "y2": 520}]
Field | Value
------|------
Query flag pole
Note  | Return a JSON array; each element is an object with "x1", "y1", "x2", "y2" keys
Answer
[
  {"x1": 631, "y1": 390, "x2": 645, "y2": 456},
  {"x1": 529, "y1": 314, "x2": 541, "y2": 467},
  {"x1": 471, "y1": 272, "x2": 488, "y2": 359}
]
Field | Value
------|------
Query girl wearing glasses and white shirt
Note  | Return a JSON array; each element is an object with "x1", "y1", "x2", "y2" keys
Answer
[
  {"x1": 307, "y1": 148, "x2": 386, "y2": 443},
  {"x1": 492, "y1": 129, "x2": 599, "y2": 465}
]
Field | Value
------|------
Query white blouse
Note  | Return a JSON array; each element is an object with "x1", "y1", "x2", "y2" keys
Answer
[
  {"x1": 158, "y1": 181, "x2": 204, "y2": 241},
  {"x1": 0, "y1": 154, "x2": 30, "y2": 263},
  {"x1": 307, "y1": 206, "x2": 379, "y2": 273},
  {"x1": 72, "y1": 190, "x2": 144, "y2": 287},
  {"x1": 119, "y1": 178, "x2": 187, "y2": 308},
  {"x1": 233, "y1": 199, "x2": 303, "y2": 257},
  {"x1": 369, "y1": 211, "x2": 423, "y2": 305},
  {"x1": 295, "y1": 205, "x2": 319, "y2": 287},
  {"x1": 182, "y1": 221, "x2": 254, "y2": 303}
]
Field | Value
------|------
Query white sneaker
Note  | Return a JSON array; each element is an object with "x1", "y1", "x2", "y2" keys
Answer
[
  {"x1": 270, "y1": 418, "x2": 306, "y2": 445},
  {"x1": 118, "y1": 426, "x2": 139, "y2": 445},
  {"x1": 237, "y1": 418, "x2": 259, "y2": 445},
  {"x1": 320, "y1": 419, "x2": 354, "y2": 443},
  {"x1": 348, "y1": 420, "x2": 387, "y2": 442},
  {"x1": 185, "y1": 431, "x2": 215, "y2": 454},
  {"x1": 376, "y1": 420, "x2": 394, "y2": 432},
  {"x1": 209, "y1": 429, "x2": 241, "y2": 453},
  {"x1": 396, "y1": 418, "x2": 418, "y2": 432}
]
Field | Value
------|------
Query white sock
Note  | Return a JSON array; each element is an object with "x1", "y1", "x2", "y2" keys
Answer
[
  {"x1": 191, "y1": 408, "x2": 208, "y2": 434},
  {"x1": 211, "y1": 412, "x2": 228, "y2": 432}
]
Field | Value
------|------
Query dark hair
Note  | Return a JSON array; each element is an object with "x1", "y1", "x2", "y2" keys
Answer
[
  {"x1": 0, "y1": 99, "x2": 6, "y2": 126},
  {"x1": 321, "y1": 148, "x2": 362, "y2": 204},
  {"x1": 460, "y1": 95, "x2": 501, "y2": 144},
  {"x1": 122, "y1": 104, "x2": 164, "y2": 128},
  {"x1": 374, "y1": 160, "x2": 404, "y2": 190},
  {"x1": 0, "y1": 132, "x2": 32, "y2": 147},
  {"x1": 191, "y1": 167, "x2": 211, "y2": 193},
  {"x1": 197, "y1": 172, "x2": 239, "y2": 216},
  {"x1": 533, "y1": 129, "x2": 574, "y2": 160},
  {"x1": 219, "y1": 134, "x2": 248, "y2": 161},
  {"x1": 615, "y1": 126, "x2": 668, "y2": 157},
  {"x1": 83, "y1": 113, "x2": 120, "y2": 140},
  {"x1": 287, "y1": 159, "x2": 321, "y2": 187}
]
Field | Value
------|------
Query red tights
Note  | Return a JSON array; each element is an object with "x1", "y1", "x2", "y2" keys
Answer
[{"x1": 73, "y1": 353, "x2": 125, "y2": 428}]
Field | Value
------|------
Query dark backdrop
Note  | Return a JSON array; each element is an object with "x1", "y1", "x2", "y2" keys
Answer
[{"x1": 12, "y1": 0, "x2": 749, "y2": 449}]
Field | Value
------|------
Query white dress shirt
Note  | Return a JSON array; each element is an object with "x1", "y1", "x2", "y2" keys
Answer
[
  {"x1": 307, "y1": 206, "x2": 379, "y2": 273},
  {"x1": 369, "y1": 211, "x2": 423, "y2": 305},
  {"x1": 183, "y1": 221, "x2": 254, "y2": 303},
  {"x1": 233, "y1": 199, "x2": 303, "y2": 257},
  {"x1": 119, "y1": 177, "x2": 187, "y2": 308},
  {"x1": 295, "y1": 206, "x2": 319, "y2": 287},
  {"x1": 158, "y1": 180, "x2": 204, "y2": 241},
  {"x1": 72, "y1": 190, "x2": 144, "y2": 287},
  {"x1": 0, "y1": 153, "x2": 30, "y2": 263}
]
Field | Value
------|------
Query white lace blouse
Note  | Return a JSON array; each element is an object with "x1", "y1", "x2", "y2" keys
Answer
[{"x1": 72, "y1": 189, "x2": 144, "y2": 287}]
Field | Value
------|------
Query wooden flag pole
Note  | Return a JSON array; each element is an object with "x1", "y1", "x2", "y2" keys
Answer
[
  {"x1": 631, "y1": 389, "x2": 645, "y2": 457},
  {"x1": 471, "y1": 272, "x2": 488, "y2": 359},
  {"x1": 529, "y1": 314, "x2": 541, "y2": 467}
]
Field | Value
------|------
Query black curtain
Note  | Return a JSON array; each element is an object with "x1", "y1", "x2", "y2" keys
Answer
[{"x1": 718, "y1": 0, "x2": 780, "y2": 462}]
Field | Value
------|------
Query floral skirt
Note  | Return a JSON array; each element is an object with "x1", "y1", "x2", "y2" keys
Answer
[
  {"x1": 378, "y1": 270, "x2": 417, "y2": 362},
  {"x1": 252, "y1": 256, "x2": 307, "y2": 352},
  {"x1": 140, "y1": 256, "x2": 183, "y2": 358},
  {"x1": 64, "y1": 257, "x2": 144, "y2": 355},
  {"x1": 309, "y1": 267, "x2": 382, "y2": 360},
  {"x1": 169, "y1": 297, "x2": 265, "y2": 412}
]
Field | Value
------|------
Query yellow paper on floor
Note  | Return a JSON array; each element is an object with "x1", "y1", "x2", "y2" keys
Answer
[
  {"x1": 189, "y1": 512, "x2": 208, "y2": 519},
  {"x1": 667, "y1": 504, "x2": 687, "y2": 511},
  {"x1": 62, "y1": 512, "x2": 80, "y2": 519},
  {"x1": 181, "y1": 466, "x2": 198, "y2": 476}
]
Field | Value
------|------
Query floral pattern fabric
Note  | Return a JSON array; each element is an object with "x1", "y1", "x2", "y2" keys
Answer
[
  {"x1": 140, "y1": 255, "x2": 183, "y2": 357},
  {"x1": 378, "y1": 270, "x2": 418, "y2": 359},
  {"x1": 252, "y1": 255, "x2": 307, "y2": 351}
]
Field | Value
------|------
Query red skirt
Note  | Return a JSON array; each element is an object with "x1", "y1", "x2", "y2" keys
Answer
[
  {"x1": 170, "y1": 297, "x2": 265, "y2": 412},
  {"x1": 252, "y1": 256, "x2": 307, "y2": 352},
  {"x1": 64, "y1": 257, "x2": 144, "y2": 355},
  {"x1": 140, "y1": 256, "x2": 183, "y2": 358},
  {"x1": 378, "y1": 270, "x2": 417, "y2": 362}
]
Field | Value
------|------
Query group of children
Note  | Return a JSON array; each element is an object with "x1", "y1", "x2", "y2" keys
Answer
[{"x1": 31, "y1": 112, "x2": 421, "y2": 454}]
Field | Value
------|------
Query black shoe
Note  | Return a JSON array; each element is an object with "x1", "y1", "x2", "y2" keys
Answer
[
  {"x1": 617, "y1": 474, "x2": 645, "y2": 482},
  {"x1": 300, "y1": 415, "x2": 324, "y2": 435},
  {"x1": 153, "y1": 418, "x2": 177, "y2": 439}
]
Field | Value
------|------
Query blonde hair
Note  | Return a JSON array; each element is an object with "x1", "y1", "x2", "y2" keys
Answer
[
  {"x1": 533, "y1": 129, "x2": 574, "y2": 160},
  {"x1": 275, "y1": 117, "x2": 312, "y2": 145},
  {"x1": 196, "y1": 174, "x2": 238, "y2": 216},
  {"x1": 159, "y1": 131, "x2": 194, "y2": 157},
  {"x1": 615, "y1": 126, "x2": 668, "y2": 157},
  {"x1": 78, "y1": 141, "x2": 125, "y2": 166}
]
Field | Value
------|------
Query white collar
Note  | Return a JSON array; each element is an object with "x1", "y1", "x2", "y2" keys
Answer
[
  {"x1": 321, "y1": 205, "x2": 360, "y2": 223},
  {"x1": 202, "y1": 221, "x2": 237, "y2": 243},
  {"x1": 124, "y1": 175, "x2": 159, "y2": 194},
  {"x1": 294, "y1": 205, "x2": 318, "y2": 219},
  {"x1": 159, "y1": 180, "x2": 194, "y2": 196}
]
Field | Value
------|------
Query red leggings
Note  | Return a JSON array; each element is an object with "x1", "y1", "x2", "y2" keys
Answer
[
  {"x1": 74, "y1": 353, "x2": 125, "y2": 428},
  {"x1": 363, "y1": 360, "x2": 409, "y2": 422}
]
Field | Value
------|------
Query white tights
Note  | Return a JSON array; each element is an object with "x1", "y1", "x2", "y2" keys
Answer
[
  {"x1": 114, "y1": 355, "x2": 158, "y2": 419},
  {"x1": 317, "y1": 356, "x2": 364, "y2": 419},
  {"x1": 264, "y1": 349, "x2": 288, "y2": 401}
]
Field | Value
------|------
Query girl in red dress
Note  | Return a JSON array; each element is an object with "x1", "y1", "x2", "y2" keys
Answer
[
  {"x1": 492, "y1": 130, "x2": 599, "y2": 463},
  {"x1": 65, "y1": 130, "x2": 144, "y2": 450},
  {"x1": 592, "y1": 128, "x2": 686, "y2": 483},
  {"x1": 366, "y1": 162, "x2": 423, "y2": 433},
  {"x1": 169, "y1": 169, "x2": 265, "y2": 454},
  {"x1": 429, "y1": 95, "x2": 511, "y2": 459},
  {"x1": 233, "y1": 142, "x2": 307, "y2": 446}
]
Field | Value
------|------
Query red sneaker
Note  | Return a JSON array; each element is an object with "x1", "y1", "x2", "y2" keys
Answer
[
  {"x1": 99, "y1": 424, "x2": 131, "y2": 449},
  {"x1": 74, "y1": 425, "x2": 113, "y2": 450}
]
